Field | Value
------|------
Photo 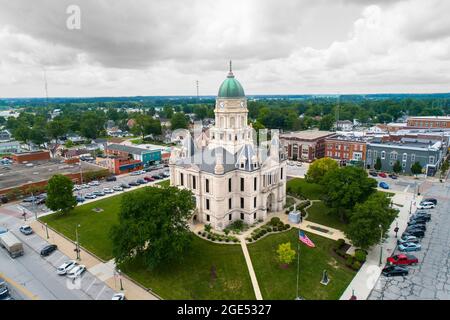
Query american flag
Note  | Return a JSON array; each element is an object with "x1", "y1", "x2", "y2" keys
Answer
[{"x1": 299, "y1": 230, "x2": 315, "y2": 248}]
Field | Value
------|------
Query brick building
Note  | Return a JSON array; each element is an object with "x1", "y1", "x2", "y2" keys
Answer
[
  {"x1": 280, "y1": 130, "x2": 335, "y2": 162},
  {"x1": 12, "y1": 151, "x2": 50, "y2": 163},
  {"x1": 407, "y1": 116, "x2": 450, "y2": 129},
  {"x1": 324, "y1": 136, "x2": 367, "y2": 163}
]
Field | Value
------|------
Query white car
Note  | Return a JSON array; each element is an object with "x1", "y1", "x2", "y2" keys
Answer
[
  {"x1": 84, "y1": 193, "x2": 97, "y2": 199},
  {"x1": 129, "y1": 171, "x2": 141, "y2": 176},
  {"x1": 73, "y1": 185, "x2": 81, "y2": 191},
  {"x1": 88, "y1": 180, "x2": 99, "y2": 186},
  {"x1": 81, "y1": 184, "x2": 90, "y2": 189},
  {"x1": 67, "y1": 265, "x2": 86, "y2": 279},
  {"x1": 111, "y1": 293, "x2": 126, "y2": 300},
  {"x1": 57, "y1": 260, "x2": 78, "y2": 275},
  {"x1": 103, "y1": 188, "x2": 114, "y2": 194},
  {"x1": 113, "y1": 186, "x2": 123, "y2": 192},
  {"x1": 417, "y1": 202, "x2": 435, "y2": 210}
]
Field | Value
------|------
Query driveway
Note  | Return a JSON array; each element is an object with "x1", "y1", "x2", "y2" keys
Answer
[{"x1": 369, "y1": 180, "x2": 450, "y2": 300}]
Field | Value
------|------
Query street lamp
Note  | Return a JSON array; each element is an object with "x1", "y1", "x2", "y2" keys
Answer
[
  {"x1": 75, "y1": 224, "x2": 81, "y2": 260},
  {"x1": 379, "y1": 224, "x2": 383, "y2": 266},
  {"x1": 118, "y1": 269, "x2": 124, "y2": 291},
  {"x1": 45, "y1": 222, "x2": 49, "y2": 239},
  {"x1": 394, "y1": 221, "x2": 399, "y2": 238}
]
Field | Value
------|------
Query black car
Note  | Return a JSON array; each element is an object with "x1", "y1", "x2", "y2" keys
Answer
[
  {"x1": 409, "y1": 215, "x2": 430, "y2": 223},
  {"x1": 151, "y1": 175, "x2": 162, "y2": 180},
  {"x1": 120, "y1": 183, "x2": 131, "y2": 189},
  {"x1": 40, "y1": 244, "x2": 58, "y2": 256},
  {"x1": 1, "y1": 195, "x2": 9, "y2": 204},
  {"x1": 403, "y1": 229, "x2": 425, "y2": 238},
  {"x1": 136, "y1": 179, "x2": 147, "y2": 184},
  {"x1": 128, "y1": 181, "x2": 139, "y2": 186},
  {"x1": 406, "y1": 225, "x2": 426, "y2": 233},
  {"x1": 106, "y1": 176, "x2": 117, "y2": 182},
  {"x1": 382, "y1": 265, "x2": 408, "y2": 277},
  {"x1": 422, "y1": 198, "x2": 437, "y2": 205},
  {"x1": 369, "y1": 170, "x2": 378, "y2": 177},
  {"x1": 413, "y1": 213, "x2": 431, "y2": 221}
]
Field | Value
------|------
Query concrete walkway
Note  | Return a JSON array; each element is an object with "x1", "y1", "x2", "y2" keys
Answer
[
  {"x1": 240, "y1": 239, "x2": 263, "y2": 300},
  {"x1": 339, "y1": 191, "x2": 421, "y2": 300},
  {"x1": 30, "y1": 220, "x2": 160, "y2": 300}
]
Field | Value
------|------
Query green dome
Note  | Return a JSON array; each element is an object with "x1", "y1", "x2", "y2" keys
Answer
[{"x1": 218, "y1": 71, "x2": 245, "y2": 98}]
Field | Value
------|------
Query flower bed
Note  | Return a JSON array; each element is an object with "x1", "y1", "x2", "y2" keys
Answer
[{"x1": 247, "y1": 217, "x2": 291, "y2": 243}]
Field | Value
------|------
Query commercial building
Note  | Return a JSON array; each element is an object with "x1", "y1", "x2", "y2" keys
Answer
[
  {"x1": 280, "y1": 130, "x2": 335, "y2": 162},
  {"x1": 0, "y1": 141, "x2": 21, "y2": 154},
  {"x1": 324, "y1": 135, "x2": 367, "y2": 164},
  {"x1": 407, "y1": 116, "x2": 450, "y2": 129},
  {"x1": 105, "y1": 144, "x2": 161, "y2": 166},
  {"x1": 12, "y1": 151, "x2": 51, "y2": 163},
  {"x1": 366, "y1": 137, "x2": 446, "y2": 176}
]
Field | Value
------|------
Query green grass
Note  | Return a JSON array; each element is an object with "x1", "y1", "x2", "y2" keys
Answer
[
  {"x1": 287, "y1": 178, "x2": 324, "y2": 200},
  {"x1": 40, "y1": 194, "x2": 124, "y2": 260},
  {"x1": 156, "y1": 179, "x2": 170, "y2": 187},
  {"x1": 305, "y1": 201, "x2": 348, "y2": 232},
  {"x1": 120, "y1": 236, "x2": 255, "y2": 300},
  {"x1": 248, "y1": 228, "x2": 355, "y2": 300}
]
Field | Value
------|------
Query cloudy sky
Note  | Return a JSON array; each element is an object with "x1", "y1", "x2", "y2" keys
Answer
[{"x1": 0, "y1": 0, "x2": 449, "y2": 98}]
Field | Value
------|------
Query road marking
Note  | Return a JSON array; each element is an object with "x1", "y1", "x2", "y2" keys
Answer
[
  {"x1": 0, "y1": 272, "x2": 39, "y2": 300},
  {"x1": 403, "y1": 185, "x2": 410, "y2": 193}
]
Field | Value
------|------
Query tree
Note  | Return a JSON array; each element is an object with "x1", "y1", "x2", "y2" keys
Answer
[
  {"x1": 80, "y1": 111, "x2": 106, "y2": 139},
  {"x1": 131, "y1": 114, "x2": 162, "y2": 139},
  {"x1": 46, "y1": 174, "x2": 77, "y2": 214},
  {"x1": 392, "y1": 160, "x2": 402, "y2": 174},
  {"x1": 322, "y1": 166, "x2": 378, "y2": 222},
  {"x1": 345, "y1": 192, "x2": 398, "y2": 250},
  {"x1": 374, "y1": 157, "x2": 382, "y2": 171},
  {"x1": 12, "y1": 124, "x2": 31, "y2": 146},
  {"x1": 319, "y1": 114, "x2": 335, "y2": 131},
  {"x1": 170, "y1": 112, "x2": 189, "y2": 130},
  {"x1": 411, "y1": 161, "x2": 422, "y2": 175},
  {"x1": 306, "y1": 157, "x2": 339, "y2": 184},
  {"x1": 110, "y1": 186, "x2": 195, "y2": 269},
  {"x1": 276, "y1": 242, "x2": 296, "y2": 267},
  {"x1": 46, "y1": 120, "x2": 68, "y2": 141},
  {"x1": 440, "y1": 160, "x2": 449, "y2": 178}
]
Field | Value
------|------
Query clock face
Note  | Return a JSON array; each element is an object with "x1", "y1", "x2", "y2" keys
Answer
[
  {"x1": 240, "y1": 101, "x2": 245, "y2": 108},
  {"x1": 219, "y1": 102, "x2": 225, "y2": 109}
]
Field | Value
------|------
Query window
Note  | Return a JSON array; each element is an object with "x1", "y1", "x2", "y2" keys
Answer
[
  {"x1": 240, "y1": 178, "x2": 244, "y2": 192},
  {"x1": 206, "y1": 214, "x2": 210, "y2": 222},
  {"x1": 254, "y1": 197, "x2": 257, "y2": 208},
  {"x1": 240, "y1": 213, "x2": 244, "y2": 220},
  {"x1": 192, "y1": 176, "x2": 196, "y2": 190},
  {"x1": 368, "y1": 150, "x2": 372, "y2": 158},
  {"x1": 206, "y1": 199, "x2": 210, "y2": 210},
  {"x1": 240, "y1": 197, "x2": 244, "y2": 209},
  {"x1": 254, "y1": 177, "x2": 257, "y2": 191},
  {"x1": 229, "y1": 214, "x2": 232, "y2": 221},
  {"x1": 373, "y1": 151, "x2": 378, "y2": 159},
  {"x1": 253, "y1": 212, "x2": 256, "y2": 220},
  {"x1": 228, "y1": 178, "x2": 232, "y2": 192},
  {"x1": 381, "y1": 151, "x2": 386, "y2": 160},
  {"x1": 228, "y1": 198, "x2": 232, "y2": 209},
  {"x1": 411, "y1": 154, "x2": 415, "y2": 162},
  {"x1": 429, "y1": 156, "x2": 435, "y2": 164},
  {"x1": 402, "y1": 153, "x2": 408, "y2": 162},
  {"x1": 180, "y1": 173, "x2": 184, "y2": 186},
  {"x1": 205, "y1": 179, "x2": 210, "y2": 193},
  {"x1": 280, "y1": 168, "x2": 284, "y2": 180}
]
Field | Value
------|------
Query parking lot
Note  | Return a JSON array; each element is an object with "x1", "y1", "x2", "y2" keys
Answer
[{"x1": 369, "y1": 180, "x2": 450, "y2": 300}]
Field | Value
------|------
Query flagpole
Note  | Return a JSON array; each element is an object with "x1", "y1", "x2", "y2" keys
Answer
[{"x1": 296, "y1": 232, "x2": 300, "y2": 299}]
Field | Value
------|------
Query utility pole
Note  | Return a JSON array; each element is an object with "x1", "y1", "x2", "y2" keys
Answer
[
  {"x1": 75, "y1": 224, "x2": 81, "y2": 260},
  {"x1": 196, "y1": 80, "x2": 199, "y2": 103},
  {"x1": 379, "y1": 224, "x2": 383, "y2": 266}
]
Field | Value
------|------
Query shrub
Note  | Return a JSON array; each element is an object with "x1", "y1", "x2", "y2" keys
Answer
[
  {"x1": 232, "y1": 238, "x2": 238, "y2": 243},
  {"x1": 205, "y1": 224, "x2": 212, "y2": 232},
  {"x1": 270, "y1": 217, "x2": 281, "y2": 225},
  {"x1": 197, "y1": 231, "x2": 201, "y2": 235},
  {"x1": 334, "y1": 239, "x2": 346, "y2": 251},
  {"x1": 260, "y1": 229, "x2": 267, "y2": 235},
  {"x1": 352, "y1": 261, "x2": 362, "y2": 270},
  {"x1": 354, "y1": 250, "x2": 367, "y2": 263},
  {"x1": 346, "y1": 256, "x2": 354, "y2": 267},
  {"x1": 225, "y1": 238, "x2": 230, "y2": 242},
  {"x1": 207, "y1": 234, "x2": 211, "y2": 239},
  {"x1": 284, "y1": 224, "x2": 290, "y2": 230},
  {"x1": 224, "y1": 229, "x2": 230, "y2": 235}
]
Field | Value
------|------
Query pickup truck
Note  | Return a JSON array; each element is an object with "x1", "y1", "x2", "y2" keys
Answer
[
  {"x1": 387, "y1": 254, "x2": 418, "y2": 266},
  {"x1": 0, "y1": 232, "x2": 24, "y2": 258}
]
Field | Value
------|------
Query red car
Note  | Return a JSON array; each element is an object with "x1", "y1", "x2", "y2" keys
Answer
[
  {"x1": 144, "y1": 176, "x2": 155, "y2": 182},
  {"x1": 387, "y1": 254, "x2": 418, "y2": 266},
  {"x1": 378, "y1": 172, "x2": 387, "y2": 178}
]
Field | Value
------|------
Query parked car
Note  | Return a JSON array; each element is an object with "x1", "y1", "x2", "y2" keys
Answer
[
  {"x1": 388, "y1": 174, "x2": 398, "y2": 179},
  {"x1": 67, "y1": 265, "x2": 86, "y2": 279},
  {"x1": 103, "y1": 188, "x2": 114, "y2": 194},
  {"x1": 113, "y1": 186, "x2": 123, "y2": 192},
  {"x1": 162, "y1": 171, "x2": 170, "y2": 178},
  {"x1": 106, "y1": 176, "x2": 117, "y2": 182},
  {"x1": 19, "y1": 225, "x2": 33, "y2": 235},
  {"x1": 144, "y1": 176, "x2": 155, "y2": 182},
  {"x1": 399, "y1": 242, "x2": 421, "y2": 252},
  {"x1": 112, "y1": 293, "x2": 126, "y2": 300},
  {"x1": 379, "y1": 182, "x2": 390, "y2": 189},
  {"x1": 406, "y1": 224, "x2": 426, "y2": 232},
  {"x1": 422, "y1": 198, "x2": 437, "y2": 205},
  {"x1": 382, "y1": 265, "x2": 409, "y2": 277},
  {"x1": 57, "y1": 260, "x2": 78, "y2": 275},
  {"x1": 369, "y1": 170, "x2": 378, "y2": 177},
  {"x1": 88, "y1": 181, "x2": 100, "y2": 186},
  {"x1": 120, "y1": 183, "x2": 131, "y2": 189},
  {"x1": 22, "y1": 196, "x2": 37, "y2": 203},
  {"x1": 75, "y1": 195, "x2": 85, "y2": 203},
  {"x1": 403, "y1": 229, "x2": 425, "y2": 238},
  {"x1": 409, "y1": 216, "x2": 429, "y2": 224},
  {"x1": 81, "y1": 184, "x2": 90, "y2": 189},
  {"x1": 136, "y1": 179, "x2": 147, "y2": 184},
  {"x1": 412, "y1": 212, "x2": 431, "y2": 221},
  {"x1": 417, "y1": 202, "x2": 435, "y2": 210},
  {"x1": 73, "y1": 185, "x2": 81, "y2": 191},
  {"x1": 378, "y1": 172, "x2": 387, "y2": 178},
  {"x1": 397, "y1": 236, "x2": 420, "y2": 246},
  {"x1": 40, "y1": 244, "x2": 58, "y2": 257},
  {"x1": 129, "y1": 171, "x2": 141, "y2": 176},
  {"x1": 93, "y1": 190, "x2": 105, "y2": 197},
  {"x1": 387, "y1": 254, "x2": 418, "y2": 266},
  {"x1": 84, "y1": 193, "x2": 97, "y2": 199},
  {"x1": 0, "y1": 195, "x2": 8, "y2": 204},
  {"x1": 128, "y1": 181, "x2": 139, "y2": 186},
  {"x1": 0, "y1": 277, "x2": 9, "y2": 299}
]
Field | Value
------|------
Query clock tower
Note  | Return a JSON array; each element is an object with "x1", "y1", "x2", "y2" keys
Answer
[{"x1": 209, "y1": 61, "x2": 253, "y2": 154}]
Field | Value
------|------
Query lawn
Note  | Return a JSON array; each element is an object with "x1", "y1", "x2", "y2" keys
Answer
[
  {"x1": 120, "y1": 236, "x2": 255, "y2": 300},
  {"x1": 248, "y1": 228, "x2": 355, "y2": 300},
  {"x1": 40, "y1": 190, "x2": 255, "y2": 300},
  {"x1": 40, "y1": 194, "x2": 124, "y2": 260},
  {"x1": 156, "y1": 179, "x2": 170, "y2": 187},
  {"x1": 287, "y1": 178, "x2": 324, "y2": 200},
  {"x1": 305, "y1": 201, "x2": 348, "y2": 232}
]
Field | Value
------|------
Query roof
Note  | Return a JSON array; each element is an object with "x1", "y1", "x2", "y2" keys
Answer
[
  {"x1": 281, "y1": 130, "x2": 335, "y2": 141},
  {"x1": 408, "y1": 116, "x2": 450, "y2": 120},
  {"x1": 218, "y1": 66, "x2": 245, "y2": 98},
  {"x1": 106, "y1": 143, "x2": 158, "y2": 155}
]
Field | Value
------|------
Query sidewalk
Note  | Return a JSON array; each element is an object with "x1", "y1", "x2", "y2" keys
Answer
[
  {"x1": 240, "y1": 239, "x2": 263, "y2": 300},
  {"x1": 339, "y1": 191, "x2": 420, "y2": 300},
  {"x1": 30, "y1": 219, "x2": 160, "y2": 300}
]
